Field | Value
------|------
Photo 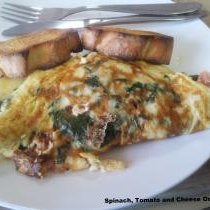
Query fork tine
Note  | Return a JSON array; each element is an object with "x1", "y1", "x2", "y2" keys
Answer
[
  {"x1": 1, "y1": 10, "x2": 38, "y2": 21},
  {"x1": 0, "y1": 15, "x2": 28, "y2": 24},
  {"x1": 2, "y1": 6, "x2": 39, "y2": 17},
  {"x1": 4, "y1": 2, "x2": 41, "y2": 12}
]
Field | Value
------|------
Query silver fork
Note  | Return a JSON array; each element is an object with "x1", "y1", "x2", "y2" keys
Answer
[
  {"x1": 2, "y1": 12, "x2": 205, "y2": 36},
  {"x1": 0, "y1": 2, "x2": 202, "y2": 24}
]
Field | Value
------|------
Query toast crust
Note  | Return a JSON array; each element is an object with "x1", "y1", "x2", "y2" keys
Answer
[{"x1": 0, "y1": 29, "x2": 81, "y2": 55}]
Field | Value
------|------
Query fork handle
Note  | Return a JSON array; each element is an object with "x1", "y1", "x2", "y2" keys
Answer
[{"x1": 96, "y1": 2, "x2": 201, "y2": 15}]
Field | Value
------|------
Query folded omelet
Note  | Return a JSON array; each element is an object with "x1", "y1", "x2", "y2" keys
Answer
[{"x1": 0, "y1": 52, "x2": 210, "y2": 177}]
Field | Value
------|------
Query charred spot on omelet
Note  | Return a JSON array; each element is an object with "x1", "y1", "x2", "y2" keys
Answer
[{"x1": 0, "y1": 52, "x2": 210, "y2": 177}]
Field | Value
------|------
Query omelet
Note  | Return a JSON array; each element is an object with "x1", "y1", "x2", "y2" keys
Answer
[{"x1": 0, "y1": 52, "x2": 210, "y2": 177}]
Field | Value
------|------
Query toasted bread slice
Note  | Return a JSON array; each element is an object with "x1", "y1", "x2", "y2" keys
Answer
[
  {"x1": 0, "y1": 29, "x2": 82, "y2": 78},
  {"x1": 81, "y1": 27, "x2": 174, "y2": 64}
]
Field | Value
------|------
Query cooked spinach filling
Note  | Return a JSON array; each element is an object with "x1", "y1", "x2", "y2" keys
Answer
[
  {"x1": 114, "y1": 78, "x2": 128, "y2": 82},
  {"x1": 50, "y1": 109, "x2": 92, "y2": 141},
  {"x1": 85, "y1": 76, "x2": 100, "y2": 87},
  {"x1": 55, "y1": 144, "x2": 70, "y2": 164},
  {"x1": 50, "y1": 108, "x2": 122, "y2": 151},
  {"x1": 126, "y1": 82, "x2": 164, "y2": 103},
  {"x1": 126, "y1": 82, "x2": 181, "y2": 104},
  {"x1": 170, "y1": 90, "x2": 181, "y2": 103},
  {"x1": 101, "y1": 115, "x2": 123, "y2": 147},
  {"x1": 126, "y1": 82, "x2": 163, "y2": 93},
  {"x1": 163, "y1": 74, "x2": 171, "y2": 81},
  {"x1": 0, "y1": 100, "x2": 2, "y2": 110},
  {"x1": 189, "y1": 74, "x2": 198, "y2": 81}
]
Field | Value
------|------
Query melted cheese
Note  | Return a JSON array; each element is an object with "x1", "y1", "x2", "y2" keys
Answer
[{"x1": 183, "y1": 94, "x2": 201, "y2": 133}]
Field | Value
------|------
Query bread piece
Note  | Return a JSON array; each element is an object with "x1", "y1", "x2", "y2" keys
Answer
[
  {"x1": 0, "y1": 29, "x2": 82, "y2": 78},
  {"x1": 81, "y1": 27, "x2": 173, "y2": 64}
]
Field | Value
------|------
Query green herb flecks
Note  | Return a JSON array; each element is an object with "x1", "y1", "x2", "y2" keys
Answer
[
  {"x1": 126, "y1": 82, "x2": 144, "y2": 92},
  {"x1": 82, "y1": 52, "x2": 89, "y2": 57},
  {"x1": 55, "y1": 144, "x2": 70, "y2": 164},
  {"x1": 126, "y1": 82, "x2": 164, "y2": 103},
  {"x1": 18, "y1": 144, "x2": 27, "y2": 150},
  {"x1": 189, "y1": 74, "x2": 198, "y2": 81},
  {"x1": 84, "y1": 60, "x2": 103, "y2": 74},
  {"x1": 48, "y1": 98, "x2": 60, "y2": 112},
  {"x1": 34, "y1": 87, "x2": 42, "y2": 95},
  {"x1": 0, "y1": 100, "x2": 2, "y2": 110},
  {"x1": 85, "y1": 76, "x2": 100, "y2": 87},
  {"x1": 114, "y1": 78, "x2": 128, "y2": 82},
  {"x1": 171, "y1": 90, "x2": 181, "y2": 104},
  {"x1": 160, "y1": 118, "x2": 170, "y2": 127},
  {"x1": 145, "y1": 83, "x2": 162, "y2": 103},
  {"x1": 92, "y1": 61, "x2": 103, "y2": 71},
  {"x1": 84, "y1": 66, "x2": 92, "y2": 73},
  {"x1": 163, "y1": 74, "x2": 171, "y2": 81}
]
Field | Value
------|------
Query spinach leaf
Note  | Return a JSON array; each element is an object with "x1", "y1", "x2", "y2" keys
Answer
[
  {"x1": 172, "y1": 90, "x2": 181, "y2": 103},
  {"x1": 103, "y1": 123, "x2": 117, "y2": 144},
  {"x1": 114, "y1": 78, "x2": 128, "y2": 82},
  {"x1": 0, "y1": 100, "x2": 2, "y2": 110},
  {"x1": 126, "y1": 82, "x2": 163, "y2": 103},
  {"x1": 101, "y1": 115, "x2": 123, "y2": 147},
  {"x1": 50, "y1": 109, "x2": 92, "y2": 143},
  {"x1": 85, "y1": 76, "x2": 100, "y2": 87},
  {"x1": 55, "y1": 144, "x2": 70, "y2": 164},
  {"x1": 163, "y1": 74, "x2": 171, "y2": 81},
  {"x1": 50, "y1": 108, "x2": 123, "y2": 151},
  {"x1": 189, "y1": 74, "x2": 198, "y2": 81},
  {"x1": 126, "y1": 82, "x2": 144, "y2": 92}
]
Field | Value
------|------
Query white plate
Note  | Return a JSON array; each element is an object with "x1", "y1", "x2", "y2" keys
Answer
[{"x1": 0, "y1": 0, "x2": 210, "y2": 210}]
